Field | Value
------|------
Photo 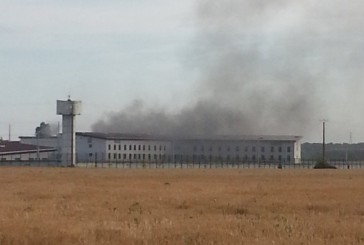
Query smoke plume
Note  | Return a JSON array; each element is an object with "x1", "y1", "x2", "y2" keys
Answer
[{"x1": 92, "y1": 0, "x2": 364, "y2": 138}]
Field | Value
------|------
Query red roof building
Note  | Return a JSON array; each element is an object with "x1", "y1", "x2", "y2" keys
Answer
[{"x1": 0, "y1": 140, "x2": 56, "y2": 161}]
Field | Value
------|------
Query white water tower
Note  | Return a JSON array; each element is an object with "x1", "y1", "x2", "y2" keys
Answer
[{"x1": 57, "y1": 99, "x2": 82, "y2": 167}]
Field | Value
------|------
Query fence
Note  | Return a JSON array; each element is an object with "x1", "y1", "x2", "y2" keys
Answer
[{"x1": 1, "y1": 157, "x2": 364, "y2": 169}]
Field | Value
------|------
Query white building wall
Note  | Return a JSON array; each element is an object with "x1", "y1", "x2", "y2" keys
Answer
[
  {"x1": 105, "y1": 140, "x2": 172, "y2": 163},
  {"x1": 75, "y1": 134, "x2": 301, "y2": 164},
  {"x1": 76, "y1": 135, "x2": 107, "y2": 162},
  {"x1": 172, "y1": 140, "x2": 296, "y2": 163},
  {"x1": 76, "y1": 135, "x2": 172, "y2": 163}
]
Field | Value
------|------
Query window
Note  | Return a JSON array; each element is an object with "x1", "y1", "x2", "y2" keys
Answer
[
  {"x1": 261, "y1": 155, "x2": 265, "y2": 161},
  {"x1": 129, "y1": 154, "x2": 132, "y2": 160},
  {"x1": 143, "y1": 145, "x2": 145, "y2": 151},
  {"x1": 148, "y1": 145, "x2": 151, "y2": 151},
  {"x1": 124, "y1": 145, "x2": 127, "y2": 151},
  {"x1": 108, "y1": 153, "x2": 111, "y2": 160},
  {"x1": 159, "y1": 145, "x2": 162, "y2": 151},
  {"x1": 89, "y1": 153, "x2": 93, "y2": 157},
  {"x1": 143, "y1": 154, "x2": 145, "y2": 160},
  {"x1": 252, "y1": 146, "x2": 256, "y2": 152},
  {"x1": 252, "y1": 155, "x2": 256, "y2": 161},
  {"x1": 154, "y1": 145, "x2": 157, "y2": 151},
  {"x1": 236, "y1": 155, "x2": 240, "y2": 160},
  {"x1": 287, "y1": 146, "x2": 291, "y2": 153},
  {"x1": 123, "y1": 154, "x2": 126, "y2": 159},
  {"x1": 164, "y1": 146, "x2": 166, "y2": 151},
  {"x1": 108, "y1": 145, "x2": 111, "y2": 150},
  {"x1": 118, "y1": 154, "x2": 121, "y2": 159},
  {"x1": 278, "y1": 146, "x2": 282, "y2": 153},
  {"x1": 287, "y1": 155, "x2": 291, "y2": 162},
  {"x1": 271, "y1": 146, "x2": 274, "y2": 153},
  {"x1": 138, "y1": 145, "x2": 141, "y2": 151},
  {"x1": 278, "y1": 155, "x2": 282, "y2": 161},
  {"x1": 134, "y1": 154, "x2": 137, "y2": 159},
  {"x1": 270, "y1": 155, "x2": 274, "y2": 161},
  {"x1": 236, "y1": 146, "x2": 239, "y2": 152},
  {"x1": 118, "y1": 145, "x2": 121, "y2": 151},
  {"x1": 114, "y1": 145, "x2": 116, "y2": 150},
  {"x1": 129, "y1": 145, "x2": 132, "y2": 151},
  {"x1": 148, "y1": 154, "x2": 151, "y2": 160},
  {"x1": 113, "y1": 153, "x2": 117, "y2": 159},
  {"x1": 261, "y1": 146, "x2": 265, "y2": 153},
  {"x1": 154, "y1": 154, "x2": 157, "y2": 160},
  {"x1": 134, "y1": 145, "x2": 136, "y2": 151},
  {"x1": 89, "y1": 144, "x2": 92, "y2": 148}
]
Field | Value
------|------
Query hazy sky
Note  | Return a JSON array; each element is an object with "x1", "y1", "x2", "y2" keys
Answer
[{"x1": 1, "y1": 0, "x2": 363, "y2": 143}]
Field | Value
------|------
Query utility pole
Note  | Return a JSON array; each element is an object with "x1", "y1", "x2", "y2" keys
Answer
[
  {"x1": 321, "y1": 120, "x2": 328, "y2": 164},
  {"x1": 8, "y1": 124, "x2": 11, "y2": 141},
  {"x1": 345, "y1": 132, "x2": 352, "y2": 163}
]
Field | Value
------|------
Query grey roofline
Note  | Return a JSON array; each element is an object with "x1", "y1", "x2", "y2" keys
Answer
[{"x1": 76, "y1": 132, "x2": 302, "y2": 142}]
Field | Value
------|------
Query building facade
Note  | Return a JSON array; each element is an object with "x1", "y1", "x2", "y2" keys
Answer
[
  {"x1": 76, "y1": 132, "x2": 302, "y2": 164},
  {"x1": 76, "y1": 132, "x2": 172, "y2": 163}
]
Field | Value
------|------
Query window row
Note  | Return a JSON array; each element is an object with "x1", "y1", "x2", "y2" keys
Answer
[
  {"x1": 107, "y1": 144, "x2": 167, "y2": 152},
  {"x1": 108, "y1": 153, "x2": 166, "y2": 160},
  {"x1": 187, "y1": 154, "x2": 291, "y2": 161},
  {"x1": 192, "y1": 145, "x2": 291, "y2": 153},
  {"x1": 103, "y1": 153, "x2": 292, "y2": 161}
]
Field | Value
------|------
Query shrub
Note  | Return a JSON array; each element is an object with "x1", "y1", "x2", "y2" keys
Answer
[{"x1": 313, "y1": 160, "x2": 337, "y2": 169}]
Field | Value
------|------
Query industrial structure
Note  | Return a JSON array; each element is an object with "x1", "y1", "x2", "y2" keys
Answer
[
  {"x1": 57, "y1": 99, "x2": 81, "y2": 166},
  {"x1": 76, "y1": 132, "x2": 302, "y2": 164},
  {"x1": 3, "y1": 99, "x2": 303, "y2": 166},
  {"x1": 16, "y1": 132, "x2": 302, "y2": 164}
]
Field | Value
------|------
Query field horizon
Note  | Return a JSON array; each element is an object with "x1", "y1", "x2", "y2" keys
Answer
[{"x1": 0, "y1": 167, "x2": 363, "y2": 244}]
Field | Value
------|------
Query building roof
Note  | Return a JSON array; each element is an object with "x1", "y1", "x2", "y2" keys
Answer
[
  {"x1": 76, "y1": 132, "x2": 169, "y2": 141},
  {"x1": 19, "y1": 136, "x2": 59, "y2": 139},
  {"x1": 77, "y1": 132, "x2": 302, "y2": 142},
  {"x1": 0, "y1": 141, "x2": 56, "y2": 155}
]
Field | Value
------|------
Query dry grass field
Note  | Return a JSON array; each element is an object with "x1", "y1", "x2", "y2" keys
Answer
[{"x1": 0, "y1": 167, "x2": 363, "y2": 245}]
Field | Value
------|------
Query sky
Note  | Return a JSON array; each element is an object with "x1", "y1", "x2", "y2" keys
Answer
[{"x1": 1, "y1": 0, "x2": 363, "y2": 143}]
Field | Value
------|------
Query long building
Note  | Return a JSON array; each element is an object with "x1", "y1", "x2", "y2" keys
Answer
[
  {"x1": 0, "y1": 140, "x2": 56, "y2": 161},
  {"x1": 76, "y1": 132, "x2": 302, "y2": 164}
]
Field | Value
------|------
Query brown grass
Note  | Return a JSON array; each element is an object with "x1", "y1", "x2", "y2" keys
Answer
[{"x1": 0, "y1": 167, "x2": 364, "y2": 244}]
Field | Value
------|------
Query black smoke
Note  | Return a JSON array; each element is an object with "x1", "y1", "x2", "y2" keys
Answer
[{"x1": 92, "y1": 0, "x2": 364, "y2": 138}]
